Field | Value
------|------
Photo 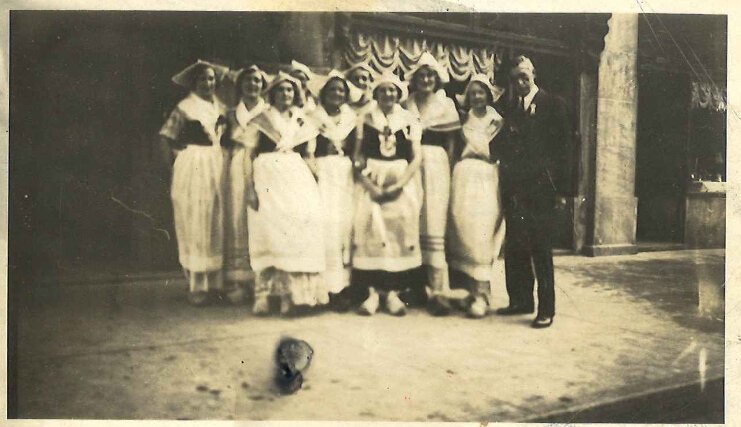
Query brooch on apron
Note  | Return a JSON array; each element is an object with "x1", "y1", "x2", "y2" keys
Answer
[{"x1": 379, "y1": 125, "x2": 397, "y2": 158}]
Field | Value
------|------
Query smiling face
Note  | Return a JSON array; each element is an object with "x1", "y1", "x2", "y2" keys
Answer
[
  {"x1": 240, "y1": 71, "x2": 264, "y2": 101},
  {"x1": 467, "y1": 81, "x2": 490, "y2": 110},
  {"x1": 271, "y1": 81, "x2": 296, "y2": 110},
  {"x1": 375, "y1": 83, "x2": 399, "y2": 110},
  {"x1": 413, "y1": 66, "x2": 439, "y2": 94},
  {"x1": 321, "y1": 78, "x2": 348, "y2": 110},
  {"x1": 193, "y1": 66, "x2": 216, "y2": 98},
  {"x1": 349, "y1": 68, "x2": 372, "y2": 91},
  {"x1": 512, "y1": 68, "x2": 535, "y2": 97}
]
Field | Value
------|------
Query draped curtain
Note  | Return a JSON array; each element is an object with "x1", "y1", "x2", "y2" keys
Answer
[{"x1": 343, "y1": 31, "x2": 502, "y2": 82}]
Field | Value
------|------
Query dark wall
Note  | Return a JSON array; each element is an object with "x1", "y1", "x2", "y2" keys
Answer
[{"x1": 10, "y1": 11, "x2": 295, "y2": 282}]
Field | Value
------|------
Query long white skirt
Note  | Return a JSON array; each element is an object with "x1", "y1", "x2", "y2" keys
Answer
[
  {"x1": 352, "y1": 159, "x2": 423, "y2": 272},
  {"x1": 419, "y1": 145, "x2": 450, "y2": 269},
  {"x1": 317, "y1": 155, "x2": 354, "y2": 294},
  {"x1": 448, "y1": 158, "x2": 506, "y2": 282},
  {"x1": 224, "y1": 145, "x2": 253, "y2": 283},
  {"x1": 171, "y1": 145, "x2": 225, "y2": 292},
  {"x1": 248, "y1": 152, "x2": 327, "y2": 305}
]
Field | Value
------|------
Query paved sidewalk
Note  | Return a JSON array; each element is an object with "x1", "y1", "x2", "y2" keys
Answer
[{"x1": 13, "y1": 250, "x2": 724, "y2": 422}]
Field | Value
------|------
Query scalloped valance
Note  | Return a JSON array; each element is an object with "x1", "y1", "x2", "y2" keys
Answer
[{"x1": 342, "y1": 30, "x2": 503, "y2": 82}]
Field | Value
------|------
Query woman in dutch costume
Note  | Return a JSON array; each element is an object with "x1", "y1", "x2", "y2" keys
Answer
[
  {"x1": 402, "y1": 52, "x2": 462, "y2": 316},
  {"x1": 289, "y1": 60, "x2": 319, "y2": 113},
  {"x1": 222, "y1": 65, "x2": 270, "y2": 304},
  {"x1": 448, "y1": 74, "x2": 507, "y2": 318},
  {"x1": 306, "y1": 70, "x2": 363, "y2": 311},
  {"x1": 350, "y1": 71, "x2": 424, "y2": 316},
  {"x1": 344, "y1": 62, "x2": 377, "y2": 114},
  {"x1": 245, "y1": 72, "x2": 328, "y2": 316},
  {"x1": 159, "y1": 60, "x2": 230, "y2": 306}
]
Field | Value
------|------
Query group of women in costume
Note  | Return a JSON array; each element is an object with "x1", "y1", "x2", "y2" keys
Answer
[{"x1": 159, "y1": 52, "x2": 507, "y2": 318}]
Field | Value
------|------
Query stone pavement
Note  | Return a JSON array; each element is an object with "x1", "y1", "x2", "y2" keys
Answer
[{"x1": 12, "y1": 250, "x2": 725, "y2": 422}]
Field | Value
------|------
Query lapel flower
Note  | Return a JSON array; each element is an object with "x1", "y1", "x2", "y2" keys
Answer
[{"x1": 529, "y1": 103, "x2": 537, "y2": 116}]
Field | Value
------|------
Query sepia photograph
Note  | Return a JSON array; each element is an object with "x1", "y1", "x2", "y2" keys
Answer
[{"x1": 4, "y1": 2, "x2": 732, "y2": 424}]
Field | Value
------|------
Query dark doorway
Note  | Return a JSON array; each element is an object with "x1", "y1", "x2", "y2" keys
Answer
[{"x1": 635, "y1": 69, "x2": 690, "y2": 244}]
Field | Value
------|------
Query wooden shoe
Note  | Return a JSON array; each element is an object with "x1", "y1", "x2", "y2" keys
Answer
[
  {"x1": 467, "y1": 296, "x2": 489, "y2": 318},
  {"x1": 358, "y1": 287, "x2": 379, "y2": 315},
  {"x1": 385, "y1": 291, "x2": 407, "y2": 316},
  {"x1": 252, "y1": 296, "x2": 270, "y2": 316},
  {"x1": 279, "y1": 295, "x2": 293, "y2": 316}
]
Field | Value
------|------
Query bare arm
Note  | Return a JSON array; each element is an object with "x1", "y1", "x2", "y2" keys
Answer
[{"x1": 159, "y1": 136, "x2": 181, "y2": 173}]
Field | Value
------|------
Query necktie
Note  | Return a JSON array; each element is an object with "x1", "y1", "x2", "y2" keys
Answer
[{"x1": 520, "y1": 96, "x2": 526, "y2": 112}]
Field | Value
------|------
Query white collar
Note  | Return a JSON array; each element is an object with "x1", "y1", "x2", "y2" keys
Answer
[
  {"x1": 256, "y1": 105, "x2": 317, "y2": 148},
  {"x1": 522, "y1": 85, "x2": 539, "y2": 110},
  {"x1": 235, "y1": 98, "x2": 267, "y2": 128},
  {"x1": 465, "y1": 105, "x2": 499, "y2": 123},
  {"x1": 178, "y1": 92, "x2": 224, "y2": 122},
  {"x1": 311, "y1": 104, "x2": 357, "y2": 142},
  {"x1": 177, "y1": 93, "x2": 226, "y2": 141},
  {"x1": 367, "y1": 103, "x2": 414, "y2": 134},
  {"x1": 404, "y1": 90, "x2": 460, "y2": 131}
]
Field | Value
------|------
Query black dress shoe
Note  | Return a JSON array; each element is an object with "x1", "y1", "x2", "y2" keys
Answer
[
  {"x1": 495, "y1": 305, "x2": 534, "y2": 315},
  {"x1": 531, "y1": 316, "x2": 554, "y2": 328}
]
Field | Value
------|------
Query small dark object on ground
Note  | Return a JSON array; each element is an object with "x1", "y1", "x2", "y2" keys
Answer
[{"x1": 275, "y1": 337, "x2": 314, "y2": 394}]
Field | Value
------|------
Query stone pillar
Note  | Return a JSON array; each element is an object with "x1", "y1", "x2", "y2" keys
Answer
[
  {"x1": 573, "y1": 71, "x2": 598, "y2": 253},
  {"x1": 277, "y1": 13, "x2": 335, "y2": 70},
  {"x1": 584, "y1": 14, "x2": 639, "y2": 256}
]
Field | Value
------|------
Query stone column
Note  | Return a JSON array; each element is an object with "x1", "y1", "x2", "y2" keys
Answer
[
  {"x1": 584, "y1": 14, "x2": 639, "y2": 256},
  {"x1": 573, "y1": 71, "x2": 598, "y2": 253},
  {"x1": 277, "y1": 13, "x2": 335, "y2": 71}
]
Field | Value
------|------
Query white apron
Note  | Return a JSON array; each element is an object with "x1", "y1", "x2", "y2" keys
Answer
[
  {"x1": 160, "y1": 93, "x2": 227, "y2": 292},
  {"x1": 352, "y1": 104, "x2": 424, "y2": 272},
  {"x1": 249, "y1": 151, "x2": 325, "y2": 273},
  {"x1": 309, "y1": 104, "x2": 358, "y2": 293},
  {"x1": 448, "y1": 106, "x2": 507, "y2": 283},
  {"x1": 224, "y1": 99, "x2": 267, "y2": 282}
]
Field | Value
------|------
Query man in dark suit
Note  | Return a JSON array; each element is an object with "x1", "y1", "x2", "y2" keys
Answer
[{"x1": 491, "y1": 55, "x2": 570, "y2": 328}]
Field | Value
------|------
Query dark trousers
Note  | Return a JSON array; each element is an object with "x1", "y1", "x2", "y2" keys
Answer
[{"x1": 502, "y1": 196, "x2": 556, "y2": 318}]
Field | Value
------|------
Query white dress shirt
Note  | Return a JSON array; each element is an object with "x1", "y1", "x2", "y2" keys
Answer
[{"x1": 521, "y1": 85, "x2": 539, "y2": 112}]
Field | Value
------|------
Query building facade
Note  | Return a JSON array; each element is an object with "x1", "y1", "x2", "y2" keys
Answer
[{"x1": 9, "y1": 12, "x2": 727, "y2": 282}]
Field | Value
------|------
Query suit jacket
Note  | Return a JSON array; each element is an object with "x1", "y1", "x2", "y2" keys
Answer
[{"x1": 491, "y1": 88, "x2": 570, "y2": 210}]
